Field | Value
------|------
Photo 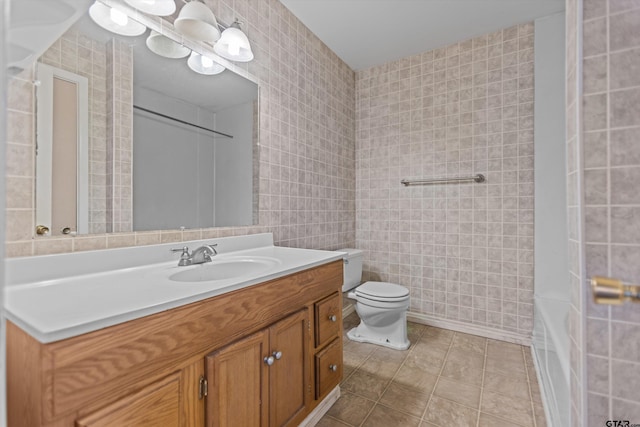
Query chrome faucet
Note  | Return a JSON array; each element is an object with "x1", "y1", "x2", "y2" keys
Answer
[
  {"x1": 171, "y1": 244, "x2": 218, "y2": 266},
  {"x1": 191, "y1": 244, "x2": 218, "y2": 264}
]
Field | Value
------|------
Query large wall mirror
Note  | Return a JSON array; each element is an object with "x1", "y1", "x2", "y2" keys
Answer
[{"x1": 32, "y1": 3, "x2": 259, "y2": 236}]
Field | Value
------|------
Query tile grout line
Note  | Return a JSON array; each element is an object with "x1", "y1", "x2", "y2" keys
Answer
[
  {"x1": 475, "y1": 338, "x2": 489, "y2": 427},
  {"x1": 357, "y1": 325, "x2": 428, "y2": 426},
  {"x1": 523, "y1": 345, "x2": 537, "y2": 427},
  {"x1": 418, "y1": 330, "x2": 456, "y2": 424},
  {"x1": 340, "y1": 333, "x2": 371, "y2": 387}
]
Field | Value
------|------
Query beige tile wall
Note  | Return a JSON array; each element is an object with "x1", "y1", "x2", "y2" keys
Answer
[
  {"x1": 5, "y1": 0, "x2": 356, "y2": 256},
  {"x1": 355, "y1": 23, "x2": 535, "y2": 340},
  {"x1": 107, "y1": 39, "x2": 133, "y2": 233},
  {"x1": 580, "y1": 0, "x2": 640, "y2": 424}
]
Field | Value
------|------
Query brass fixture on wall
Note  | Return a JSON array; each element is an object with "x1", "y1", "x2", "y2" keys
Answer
[
  {"x1": 35, "y1": 225, "x2": 50, "y2": 235},
  {"x1": 591, "y1": 276, "x2": 640, "y2": 305}
]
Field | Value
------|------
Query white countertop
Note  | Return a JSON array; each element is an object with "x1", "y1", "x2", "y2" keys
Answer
[{"x1": 5, "y1": 233, "x2": 344, "y2": 343}]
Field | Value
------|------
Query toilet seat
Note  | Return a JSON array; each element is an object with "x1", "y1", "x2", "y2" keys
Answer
[
  {"x1": 348, "y1": 281, "x2": 410, "y2": 309},
  {"x1": 354, "y1": 281, "x2": 409, "y2": 302},
  {"x1": 351, "y1": 296, "x2": 409, "y2": 310}
]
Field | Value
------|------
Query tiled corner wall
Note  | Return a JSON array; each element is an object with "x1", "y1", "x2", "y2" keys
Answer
[
  {"x1": 355, "y1": 23, "x2": 535, "y2": 341},
  {"x1": 106, "y1": 39, "x2": 133, "y2": 233},
  {"x1": 5, "y1": 0, "x2": 356, "y2": 256},
  {"x1": 580, "y1": 0, "x2": 640, "y2": 424},
  {"x1": 566, "y1": 0, "x2": 586, "y2": 425},
  {"x1": 6, "y1": 67, "x2": 35, "y2": 245}
]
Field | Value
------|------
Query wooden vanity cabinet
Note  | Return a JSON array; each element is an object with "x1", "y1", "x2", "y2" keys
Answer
[
  {"x1": 7, "y1": 260, "x2": 343, "y2": 427},
  {"x1": 206, "y1": 310, "x2": 309, "y2": 427}
]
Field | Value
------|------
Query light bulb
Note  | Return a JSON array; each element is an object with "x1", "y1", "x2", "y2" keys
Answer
[
  {"x1": 228, "y1": 40, "x2": 240, "y2": 57},
  {"x1": 110, "y1": 8, "x2": 128, "y2": 26},
  {"x1": 200, "y1": 55, "x2": 214, "y2": 68}
]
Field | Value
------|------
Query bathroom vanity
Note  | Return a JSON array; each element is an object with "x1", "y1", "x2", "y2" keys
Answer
[{"x1": 5, "y1": 234, "x2": 344, "y2": 427}]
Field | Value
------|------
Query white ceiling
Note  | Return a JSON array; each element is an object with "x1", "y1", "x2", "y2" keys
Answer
[{"x1": 279, "y1": 0, "x2": 565, "y2": 70}]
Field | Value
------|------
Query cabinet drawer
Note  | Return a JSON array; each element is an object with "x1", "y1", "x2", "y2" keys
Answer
[
  {"x1": 314, "y1": 338, "x2": 342, "y2": 399},
  {"x1": 314, "y1": 292, "x2": 341, "y2": 347}
]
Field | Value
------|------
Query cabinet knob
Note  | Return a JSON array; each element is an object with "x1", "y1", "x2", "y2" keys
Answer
[
  {"x1": 328, "y1": 315, "x2": 337, "y2": 322},
  {"x1": 329, "y1": 364, "x2": 338, "y2": 372},
  {"x1": 272, "y1": 351, "x2": 282, "y2": 360},
  {"x1": 264, "y1": 356, "x2": 275, "y2": 366}
]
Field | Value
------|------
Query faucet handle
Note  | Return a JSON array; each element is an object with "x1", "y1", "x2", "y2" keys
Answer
[
  {"x1": 171, "y1": 247, "x2": 192, "y2": 266},
  {"x1": 208, "y1": 243, "x2": 218, "y2": 255},
  {"x1": 171, "y1": 246, "x2": 190, "y2": 256}
]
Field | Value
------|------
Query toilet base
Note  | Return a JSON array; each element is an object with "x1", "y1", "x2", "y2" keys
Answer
[{"x1": 347, "y1": 324, "x2": 410, "y2": 351}]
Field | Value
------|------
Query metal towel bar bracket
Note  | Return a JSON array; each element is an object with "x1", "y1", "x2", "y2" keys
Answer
[{"x1": 401, "y1": 174, "x2": 485, "y2": 186}]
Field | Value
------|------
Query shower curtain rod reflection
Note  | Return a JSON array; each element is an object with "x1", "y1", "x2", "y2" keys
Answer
[
  {"x1": 401, "y1": 174, "x2": 486, "y2": 186},
  {"x1": 133, "y1": 105, "x2": 234, "y2": 139}
]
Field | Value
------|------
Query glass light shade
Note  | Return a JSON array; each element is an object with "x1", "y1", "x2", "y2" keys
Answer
[
  {"x1": 187, "y1": 51, "x2": 225, "y2": 75},
  {"x1": 213, "y1": 25, "x2": 253, "y2": 62},
  {"x1": 174, "y1": 2, "x2": 221, "y2": 43},
  {"x1": 146, "y1": 31, "x2": 191, "y2": 58},
  {"x1": 124, "y1": 0, "x2": 176, "y2": 16},
  {"x1": 88, "y1": 1, "x2": 146, "y2": 37}
]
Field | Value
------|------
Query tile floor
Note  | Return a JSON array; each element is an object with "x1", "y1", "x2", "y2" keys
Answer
[{"x1": 317, "y1": 312, "x2": 546, "y2": 427}]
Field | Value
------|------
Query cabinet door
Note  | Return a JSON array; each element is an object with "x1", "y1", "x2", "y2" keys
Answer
[
  {"x1": 206, "y1": 329, "x2": 269, "y2": 427},
  {"x1": 269, "y1": 310, "x2": 310, "y2": 427},
  {"x1": 75, "y1": 373, "x2": 182, "y2": 427}
]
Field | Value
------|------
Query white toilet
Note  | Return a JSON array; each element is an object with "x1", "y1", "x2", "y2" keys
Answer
[{"x1": 338, "y1": 248, "x2": 410, "y2": 350}]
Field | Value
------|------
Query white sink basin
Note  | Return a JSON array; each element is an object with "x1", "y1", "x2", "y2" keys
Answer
[{"x1": 169, "y1": 256, "x2": 281, "y2": 283}]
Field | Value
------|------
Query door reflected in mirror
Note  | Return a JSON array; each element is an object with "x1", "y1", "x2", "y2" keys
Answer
[
  {"x1": 36, "y1": 63, "x2": 89, "y2": 236},
  {"x1": 34, "y1": 10, "x2": 259, "y2": 235}
]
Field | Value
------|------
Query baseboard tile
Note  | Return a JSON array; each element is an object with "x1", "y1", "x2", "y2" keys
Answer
[
  {"x1": 342, "y1": 304, "x2": 355, "y2": 318},
  {"x1": 407, "y1": 311, "x2": 532, "y2": 346},
  {"x1": 530, "y1": 346, "x2": 554, "y2": 427},
  {"x1": 298, "y1": 386, "x2": 340, "y2": 427}
]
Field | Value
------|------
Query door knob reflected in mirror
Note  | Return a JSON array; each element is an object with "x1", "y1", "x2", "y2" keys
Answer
[{"x1": 36, "y1": 225, "x2": 50, "y2": 235}]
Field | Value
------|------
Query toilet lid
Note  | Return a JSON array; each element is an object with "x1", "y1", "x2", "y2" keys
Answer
[{"x1": 355, "y1": 281, "x2": 409, "y2": 300}]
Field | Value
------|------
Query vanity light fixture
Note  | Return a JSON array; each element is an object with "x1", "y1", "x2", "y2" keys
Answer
[
  {"x1": 88, "y1": 1, "x2": 146, "y2": 37},
  {"x1": 146, "y1": 30, "x2": 191, "y2": 58},
  {"x1": 175, "y1": 0, "x2": 221, "y2": 43},
  {"x1": 214, "y1": 20, "x2": 254, "y2": 62},
  {"x1": 187, "y1": 51, "x2": 225, "y2": 75},
  {"x1": 124, "y1": 0, "x2": 176, "y2": 16}
]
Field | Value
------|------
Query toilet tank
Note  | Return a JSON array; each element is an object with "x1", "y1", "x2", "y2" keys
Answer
[{"x1": 336, "y1": 248, "x2": 363, "y2": 292}]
